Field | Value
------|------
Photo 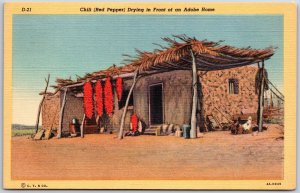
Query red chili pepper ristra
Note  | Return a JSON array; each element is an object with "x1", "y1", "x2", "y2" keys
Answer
[
  {"x1": 116, "y1": 77, "x2": 123, "y2": 102},
  {"x1": 83, "y1": 81, "x2": 94, "y2": 119},
  {"x1": 95, "y1": 80, "x2": 103, "y2": 118},
  {"x1": 104, "y1": 77, "x2": 114, "y2": 116}
]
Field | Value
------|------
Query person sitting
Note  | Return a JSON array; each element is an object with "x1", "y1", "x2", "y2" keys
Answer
[
  {"x1": 125, "y1": 113, "x2": 140, "y2": 136},
  {"x1": 242, "y1": 116, "x2": 252, "y2": 134},
  {"x1": 231, "y1": 117, "x2": 241, "y2": 135}
]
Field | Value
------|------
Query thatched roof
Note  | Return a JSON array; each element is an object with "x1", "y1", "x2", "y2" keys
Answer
[
  {"x1": 50, "y1": 64, "x2": 137, "y2": 92},
  {"x1": 47, "y1": 35, "x2": 274, "y2": 94},
  {"x1": 129, "y1": 35, "x2": 274, "y2": 72}
]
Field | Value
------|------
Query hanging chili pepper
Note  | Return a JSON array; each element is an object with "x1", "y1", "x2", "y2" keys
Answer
[
  {"x1": 83, "y1": 81, "x2": 94, "y2": 119},
  {"x1": 131, "y1": 113, "x2": 138, "y2": 132},
  {"x1": 116, "y1": 77, "x2": 123, "y2": 102},
  {"x1": 95, "y1": 80, "x2": 103, "y2": 118},
  {"x1": 104, "y1": 77, "x2": 114, "y2": 116}
]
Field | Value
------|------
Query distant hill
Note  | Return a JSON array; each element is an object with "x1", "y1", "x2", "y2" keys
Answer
[{"x1": 11, "y1": 124, "x2": 40, "y2": 130}]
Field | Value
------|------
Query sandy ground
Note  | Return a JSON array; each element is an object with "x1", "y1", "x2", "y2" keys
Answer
[{"x1": 11, "y1": 124, "x2": 284, "y2": 180}]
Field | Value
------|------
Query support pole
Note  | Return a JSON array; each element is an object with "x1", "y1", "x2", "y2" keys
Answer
[
  {"x1": 81, "y1": 114, "x2": 86, "y2": 138},
  {"x1": 270, "y1": 91, "x2": 273, "y2": 108},
  {"x1": 190, "y1": 50, "x2": 198, "y2": 139},
  {"x1": 258, "y1": 60, "x2": 265, "y2": 132},
  {"x1": 35, "y1": 74, "x2": 50, "y2": 133},
  {"x1": 57, "y1": 88, "x2": 68, "y2": 138},
  {"x1": 118, "y1": 69, "x2": 139, "y2": 139}
]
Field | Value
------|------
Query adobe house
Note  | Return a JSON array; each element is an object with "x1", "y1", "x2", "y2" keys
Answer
[{"x1": 40, "y1": 35, "x2": 274, "y2": 139}]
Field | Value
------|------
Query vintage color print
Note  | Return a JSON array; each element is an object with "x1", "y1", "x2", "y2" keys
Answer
[{"x1": 3, "y1": 2, "x2": 296, "y2": 190}]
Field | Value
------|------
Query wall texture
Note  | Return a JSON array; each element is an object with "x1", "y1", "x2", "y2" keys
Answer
[
  {"x1": 42, "y1": 79, "x2": 135, "y2": 134},
  {"x1": 102, "y1": 78, "x2": 134, "y2": 133},
  {"x1": 134, "y1": 70, "x2": 193, "y2": 127},
  {"x1": 201, "y1": 65, "x2": 259, "y2": 124},
  {"x1": 134, "y1": 66, "x2": 259, "y2": 128},
  {"x1": 61, "y1": 91, "x2": 85, "y2": 134},
  {"x1": 41, "y1": 92, "x2": 61, "y2": 131},
  {"x1": 42, "y1": 65, "x2": 259, "y2": 134}
]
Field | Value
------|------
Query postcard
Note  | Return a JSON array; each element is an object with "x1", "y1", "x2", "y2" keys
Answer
[{"x1": 3, "y1": 2, "x2": 296, "y2": 190}]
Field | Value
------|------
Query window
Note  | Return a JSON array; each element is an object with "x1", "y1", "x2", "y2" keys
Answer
[
  {"x1": 118, "y1": 90, "x2": 134, "y2": 109},
  {"x1": 229, "y1": 79, "x2": 239, "y2": 94}
]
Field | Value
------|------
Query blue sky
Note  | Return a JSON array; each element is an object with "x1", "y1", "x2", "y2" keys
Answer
[{"x1": 12, "y1": 14, "x2": 283, "y2": 125}]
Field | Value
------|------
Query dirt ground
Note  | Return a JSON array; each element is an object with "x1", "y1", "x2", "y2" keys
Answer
[{"x1": 11, "y1": 124, "x2": 284, "y2": 180}]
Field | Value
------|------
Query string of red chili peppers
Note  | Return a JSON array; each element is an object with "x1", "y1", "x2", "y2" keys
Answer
[
  {"x1": 84, "y1": 77, "x2": 123, "y2": 119},
  {"x1": 95, "y1": 80, "x2": 103, "y2": 118},
  {"x1": 83, "y1": 81, "x2": 94, "y2": 119},
  {"x1": 104, "y1": 77, "x2": 114, "y2": 117}
]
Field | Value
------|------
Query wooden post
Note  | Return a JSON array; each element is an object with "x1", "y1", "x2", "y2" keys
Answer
[
  {"x1": 57, "y1": 88, "x2": 68, "y2": 138},
  {"x1": 190, "y1": 50, "x2": 198, "y2": 139},
  {"x1": 80, "y1": 114, "x2": 86, "y2": 138},
  {"x1": 270, "y1": 91, "x2": 274, "y2": 108},
  {"x1": 118, "y1": 69, "x2": 139, "y2": 139},
  {"x1": 35, "y1": 74, "x2": 50, "y2": 133},
  {"x1": 258, "y1": 60, "x2": 265, "y2": 132}
]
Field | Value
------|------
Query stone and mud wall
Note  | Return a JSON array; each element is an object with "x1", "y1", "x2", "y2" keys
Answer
[
  {"x1": 201, "y1": 65, "x2": 259, "y2": 123},
  {"x1": 42, "y1": 65, "x2": 259, "y2": 133},
  {"x1": 41, "y1": 92, "x2": 60, "y2": 131}
]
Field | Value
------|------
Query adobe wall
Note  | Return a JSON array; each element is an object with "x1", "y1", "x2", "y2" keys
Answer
[
  {"x1": 59, "y1": 79, "x2": 135, "y2": 134},
  {"x1": 201, "y1": 65, "x2": 259, "y2": 123},
  {"x1": 42, "y1": 65, "x2": 259, "y2": 134},
  {"x1": 41, "y1": 92, "x2": 61, "y2": 130},
  {"x1": 104, "y1": 79, "x2": 134, "y2": 132},
  {"x1": 41, "y1": 79, "x2": 135, "y2": 135},
  {"x1": 134, "y1": 70, "x2": 193, "y2": 127},
  {"x1": 61, "y1": 91, "x2": 84, "y2": 133},
  {"x1": 133, "y1": 66, "x2": 258, "y2": 128}
]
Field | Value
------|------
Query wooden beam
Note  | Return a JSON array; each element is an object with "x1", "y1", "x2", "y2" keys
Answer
[
  {"x1": 204, "y1": 52, "x2": 255, "y2": 61},
  {"x1": 61, "y1": 70, "x2": 161, "y2": 90},
  {"x1": 57, "y1": 88, "x2": 68, "y2": 139},
  {"x1": 269, "y1": 88, "x2": 285, "y2": 102},
  {"x1": 258, "y1": 60, "x2": 265, "y2": 132},
  {"x1": 144, "y1": 65, "x2": 164, "y2": 71},
  {"x1": 35, "y1": 74, "x2": 50, "y2": 133},
  {"x1": 63, "y1": 72, "x2": 136, "y2": 88},
  {"x1": 118, "y1": 69, "x2": 139, "y2": 139},
  {"x1": 181, "y1": 57, "x2": 211, "y2": 69},
  {"x1": 181, "y1": 57, "x2": 261, "y2": 71},
  {"x1": 195, "y1": 57, "x2": 261, "y2": 69},
  {"x1": 270, "y1": 91, "x2": 273, "y2": 108},
  {"x1": 80, "y1": 114, "x2": 86, "y2": 138},
  {"x1": 267, "y1": 79, "x2": 284, "y2": 98},
  {"x1": 197, "y1": 53, "x2": 247, "y2": 62},
  {"x1": 213, "y1": 107, "x2": 233, "y2": 123},
  {"x1": 182, "y1": 57, "x2": 243, "y2": 71},
  {"x1": 190, "y1": 50, "x2": 197, "y2": 139},
  {"x1": 163, "y1": 61, "x2": 191, "y2": 70}
]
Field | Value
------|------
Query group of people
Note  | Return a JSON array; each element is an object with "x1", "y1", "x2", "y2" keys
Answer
[{"x1": 231, "y1": 116, "x2": 253, "y2": 135}]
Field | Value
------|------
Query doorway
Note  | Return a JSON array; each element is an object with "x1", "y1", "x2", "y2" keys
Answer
[{"x1": 149, "y1": 83, "x2": 163, "y2": 125}]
